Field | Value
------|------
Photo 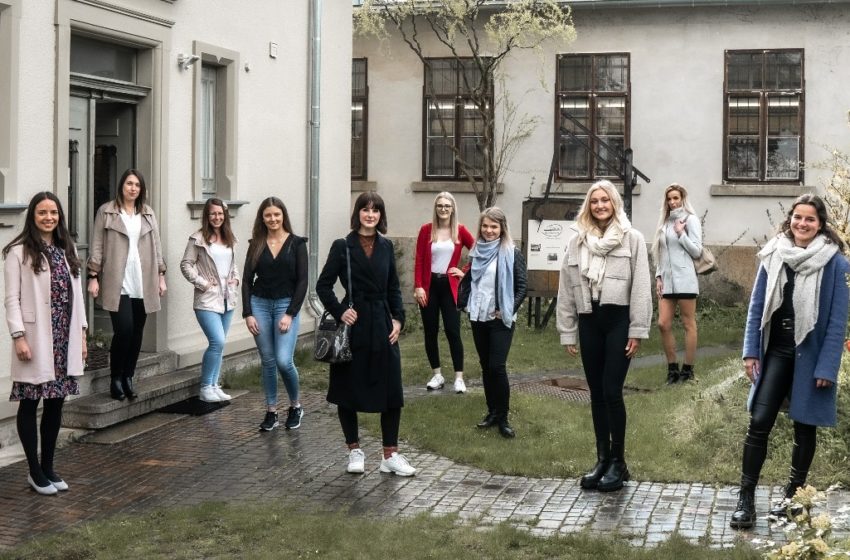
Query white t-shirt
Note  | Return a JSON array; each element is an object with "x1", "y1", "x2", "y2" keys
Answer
[
  {"x1": 208, "y1": 242, "x2": 232, "y2": 290},
  {"x1": 430, "y1": 239, "x2": 454, "y2": 274},
  {"x1": 120, "y1": 210, "x2": 144, "y2": 299}
]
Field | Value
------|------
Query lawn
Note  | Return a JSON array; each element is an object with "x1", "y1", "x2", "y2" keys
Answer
[{"x1": 0, "y1": 504, "x2": 760, "y2": 560}]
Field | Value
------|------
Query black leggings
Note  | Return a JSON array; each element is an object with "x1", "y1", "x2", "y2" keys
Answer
[
  {"x1": 420, "y1": 275, "x2": 464, "y2": 372},
  {"x1": 740, "y1": 345, "x2": 817, "y2": 488},
  {"x1": 578, "y1": 303, "x2": 631, "y2": 452},
  {"x1": 337, "y1": 406, "x2": 401, "y2": 447},
  {"x1": 470, "y1": 319, "x2": 514, "y2": 417},
  {"x1": 17, "y1": 398, "x2": 65, "y2": 482},
  {"x1": 110, "y1": 295, "x2": 147, "y2": 379}
]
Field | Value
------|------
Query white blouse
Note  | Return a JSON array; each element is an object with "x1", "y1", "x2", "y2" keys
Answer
[
  {"x1": 120, "y1": 210, "x2": 144, "y2": 299},
  {"x1": 430, "y1": 239, "x2": 454, "y2": 274}
]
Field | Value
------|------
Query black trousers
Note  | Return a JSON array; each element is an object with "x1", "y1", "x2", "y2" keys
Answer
[
  {"x1": 17, "y1": 397, "x2": 65, "y2": 481},
  {"x1": 740, "y1": 344, "x2": 817, "y2": 488},
  {"x1": 420, "y1": 275, "x2": 464, "y2": 372},
  {"x1": 578, "y1": 303, "x2": 631, "y2": 451},
  {"x1": 337, "y1": 406, "x2": 401, "y2": 447},
  {"x1": 470, "y1": 319, "x2": 514, "y2": 417},
  {"x1": 110, "y1": 295, "x2": 147, "y2": 380}
]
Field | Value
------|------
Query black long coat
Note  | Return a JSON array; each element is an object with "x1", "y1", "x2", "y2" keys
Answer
[{"x1": 316, "y1": 232, "x2": 405, "y2": 412}]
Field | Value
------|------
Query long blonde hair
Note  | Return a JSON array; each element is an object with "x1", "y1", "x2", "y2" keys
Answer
[
  {"x1": 476, "y1": 206, "x2": 513, "y2": 247},
  {"x1": 575, "y1": 180, "x2": 626, "y2": 234},
  {"x1": 651, "y1": 183, "x2": 697, "y2": 264},
  {"x1": 431, "y1": 191, "x2": 459, "y2": 243}
]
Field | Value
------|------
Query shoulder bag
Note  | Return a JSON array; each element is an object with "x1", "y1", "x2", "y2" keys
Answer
[
  {"x1": 314, "y1": 243, "x2": 354, "y2": 364},
  {"x1": 693, "y1": 246, "x2": 717, "y2": 275}
]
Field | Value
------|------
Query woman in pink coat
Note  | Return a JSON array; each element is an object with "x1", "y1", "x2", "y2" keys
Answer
[{"x1": 3, "y1": 192, "x2": 88, "y2": 495}]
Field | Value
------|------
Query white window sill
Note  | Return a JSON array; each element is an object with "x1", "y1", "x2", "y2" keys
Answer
[
  {"x1": 411, "y1": 181, "x2": 504, "y2": 193},
  {"x1": 550, "y1": 182, "x2": 642, "y2": 196},
  {"x1": 710, "y1": 184, "x2": 813, "y2": 197},
  {"x1": 186, "y1": 200, "x2": 249, "y2": 219},
  {"x1": 351, "y1": 180, "x2": 377, "y2": 192}
]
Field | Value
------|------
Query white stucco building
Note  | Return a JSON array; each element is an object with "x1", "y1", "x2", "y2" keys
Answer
[
  {"x1": 352, "y1": 0, "x2": 850, "y2": 295},
  {"x1": 0, "y1": 0, "x2": 353, "y2": 430}
]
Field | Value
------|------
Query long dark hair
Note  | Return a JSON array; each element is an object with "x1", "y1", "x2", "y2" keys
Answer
[
  {"x1": 350, "y1": 191, "x2": 387, "y2": 234},
  {"x1": 200, "y1": 198, "x2": 235, "y2": 247},
  {"x1": 780, "y1": 194, "x2": 846, "y2": 252},
  {"x1": 2, "y1": 192, "x2": 81, "y2": 276},
  {"x1": 114, "y1": 168, "x2": 147, "y2": 214},
  {"x1": 246, "y1": 197, "x2": 294, "y2": 267}
]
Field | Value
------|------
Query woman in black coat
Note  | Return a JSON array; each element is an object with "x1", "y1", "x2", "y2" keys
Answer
[{"x1": 316, "y1": 192, "x2": 414, "y2": 477}]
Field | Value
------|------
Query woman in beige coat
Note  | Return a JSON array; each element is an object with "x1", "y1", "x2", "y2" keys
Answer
[
  {"x1": 180, "y1": 198, "x2": 240, "y2": 403},
  {"x1": 87, "y1": 169, "x2": 166, "y2": 401},
  {"x1": 3, "y1": 192, "x2": 87, "y2": 495}
]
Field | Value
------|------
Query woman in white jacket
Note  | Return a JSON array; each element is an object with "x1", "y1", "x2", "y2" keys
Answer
[{"x1": 651, "y1": 184, "x2": 703, "y2": 384}]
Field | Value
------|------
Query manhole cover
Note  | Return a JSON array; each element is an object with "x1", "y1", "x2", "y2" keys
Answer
[{"x1": 514, "y1": 376, "x2": 590, "y2": 402}]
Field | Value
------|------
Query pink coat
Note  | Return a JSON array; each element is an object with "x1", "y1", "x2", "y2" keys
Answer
[{"x1": 4, "y1": 245, "x2": 88, "y2": 384}]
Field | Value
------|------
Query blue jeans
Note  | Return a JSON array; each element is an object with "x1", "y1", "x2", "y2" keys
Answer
[
  {"x1": 251, "y1": 296, "x2": 300, "y2": 407},
  {"x1": 195, "y1": 308, "x2": 235, "y2": 387}
]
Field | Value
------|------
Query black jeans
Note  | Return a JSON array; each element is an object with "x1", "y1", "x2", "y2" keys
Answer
[
  {"x1": 420, "y1": 274, "x2": 464, "y2": 372},
  {"x1": 740, "y1": 344, "x2": 817, "y2": 488},
  {"x1": 470, "y1": 319, "x2": 514, "y2": 417},
  {"x1": 110, "y1": 295, "x2": 147, "y2": 380},
  {"x1": 578, "y1": 303, "x2": 631, "y2": 451},
  {"x1": 337, "y1": 406, "x2": 401, "y2": 447}
]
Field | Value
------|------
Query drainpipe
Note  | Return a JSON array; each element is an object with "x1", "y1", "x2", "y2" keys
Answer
[{"x1": 306, "y1": 0, "x2": 324, "y2": 317}]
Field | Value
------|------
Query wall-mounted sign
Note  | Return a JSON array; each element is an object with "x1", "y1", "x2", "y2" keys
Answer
[{"x1": 526, "y1": 219, "x2": 576, "y2": 271}]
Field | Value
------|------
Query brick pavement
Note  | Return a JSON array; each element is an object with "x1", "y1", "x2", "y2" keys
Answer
[{"x1": 0, "y1": 390, "x2": 847, "y2": 551}]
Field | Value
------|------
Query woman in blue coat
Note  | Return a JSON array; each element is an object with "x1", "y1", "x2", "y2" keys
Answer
[{"x1": 730, "y1": 194, "x2": 849, "y2": 529}]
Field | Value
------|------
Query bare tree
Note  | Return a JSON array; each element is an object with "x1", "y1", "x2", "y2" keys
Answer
[{"x1": 356, "y1": 0, "x2": 576, "y2": 210}]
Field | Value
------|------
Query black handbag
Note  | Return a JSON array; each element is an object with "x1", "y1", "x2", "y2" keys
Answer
[
  {"x1": 314, "y1": 244, "x2": 354, "y2": 364},
  {"x1": 456, "y1": 271, "x2": 471, "y2": 311}
]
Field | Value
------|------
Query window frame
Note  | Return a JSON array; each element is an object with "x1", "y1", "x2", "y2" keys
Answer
[
  {"x1": 722, "y1": 48, "x2": 805, "y2": 184},
  {"x1": 554, "y1": 52, "x2": 631, "y2": 182},
  {"x1": 421, "y1": 57, "x2": 494, "y2": 181},
  {"x1": 351, "y1": 58, "x2": 368, "y2": 181}
]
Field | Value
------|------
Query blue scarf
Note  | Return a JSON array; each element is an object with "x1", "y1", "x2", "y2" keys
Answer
[{"x1": 469, "y1": 238, "x2": 515, "y2": 327}]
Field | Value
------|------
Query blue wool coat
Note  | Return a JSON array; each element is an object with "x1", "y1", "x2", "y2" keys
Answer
[{"x1": 742, "y1": 253, "x2": 850, "y2": 427}]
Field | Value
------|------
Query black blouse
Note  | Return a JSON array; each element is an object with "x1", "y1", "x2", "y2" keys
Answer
[{"x1": 242, "y1": 235, "x2": 308, "y2": 318}]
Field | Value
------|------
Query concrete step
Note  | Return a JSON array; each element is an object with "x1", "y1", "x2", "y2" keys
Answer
[
  {"x1": 78, "y1": 351, "x2": 179, "y2": 396},
  {"x1": 62, "y1": 369, "x2": 200, "y2": 430}
]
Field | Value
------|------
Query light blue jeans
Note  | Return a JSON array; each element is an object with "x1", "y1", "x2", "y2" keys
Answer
[
  {"x1": 195, "y1": 308, "x2": 235, "y2": 387},
  {"x1": 250, "y1": 296, "x2": 300, "y2": 407}
]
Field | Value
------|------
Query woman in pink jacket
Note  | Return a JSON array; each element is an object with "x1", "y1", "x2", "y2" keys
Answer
[{"x1": 3, "y1": 192, "x2": 87, "y2": 495}]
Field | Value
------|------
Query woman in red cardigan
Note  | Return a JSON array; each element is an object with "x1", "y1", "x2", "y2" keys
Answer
[{"x1": 414, "y1": 192, "x2": 475, "y2": 393}]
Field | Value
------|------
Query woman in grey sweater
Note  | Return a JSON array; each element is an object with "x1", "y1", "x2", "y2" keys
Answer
[{"x1": 651, "y1": 184, "x2": 703, "y2": 384}]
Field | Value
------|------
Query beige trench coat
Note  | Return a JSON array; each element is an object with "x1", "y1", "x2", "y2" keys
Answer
[
  {"x1": 88, "y1": 202, "x2": 166, "y2": 313},
  {"x1": 179, "y1": 231, "x2": 240, "y2": 314},
  {"x1": 4, "y1": 245, "x2": 88, "y2": 384}
]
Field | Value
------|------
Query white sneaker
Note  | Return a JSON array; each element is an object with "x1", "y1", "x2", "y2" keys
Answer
[
  {"x1": 347, "y1": 448, "x2": 365, "y2": 474},
  {"x1": 213, "y1": 385, "x2": 232, "y2": 401},
  {"x1": 199, "y1": 385, "x2": 222, "y2": 403},
  {"x1": 454, "y1": 378, "x2": 467, "y2": 394},
  {"x1": 426, "y1": 373, "x2": 445, "y2": 391},
  {"x1": 380, "y1": 452, "x2": 416, "y2": 477}
]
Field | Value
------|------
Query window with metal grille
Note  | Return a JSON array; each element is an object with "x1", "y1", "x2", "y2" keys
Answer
[
  {"x1": 351, "y1": 58, "x2": 368, "y2": 180},
  {"x1": 724, "y1": 49, "x2": 804, "y2": 182},
  {"x1": 556, "y1": 53, "x2": 629, "y2": 181},
  {"x1": 423, "y1": 58, "x2": 493, "y2": 180}
]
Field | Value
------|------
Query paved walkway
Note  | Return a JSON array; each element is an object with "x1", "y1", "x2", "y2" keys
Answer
[{"x1": 0, "y1": 388, "x2": 848, "y2": 551}]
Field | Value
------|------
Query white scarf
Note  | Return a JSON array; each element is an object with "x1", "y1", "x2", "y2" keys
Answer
[
  {"x1": 758, "y1": 234, "x2": 838, "y2": 346},
  {"x1": 578, "y1": 212, "x2": 632, "y2": 299}
]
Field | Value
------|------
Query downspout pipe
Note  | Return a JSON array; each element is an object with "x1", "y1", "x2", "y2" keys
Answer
[{"x1": 307, "y1": 0, "x2": 324, "y2": 317}]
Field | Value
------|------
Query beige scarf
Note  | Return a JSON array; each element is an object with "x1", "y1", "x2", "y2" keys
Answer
[{"x1": 579, "y1": 212, "x2": 632, "y2": 299}]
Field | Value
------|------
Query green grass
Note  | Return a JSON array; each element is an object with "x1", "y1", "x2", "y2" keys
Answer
[{"x1": 0, "y1": 503, "x2": 758, "y2": 560}]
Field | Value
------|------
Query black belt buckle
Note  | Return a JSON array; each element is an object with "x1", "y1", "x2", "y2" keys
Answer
[
  {"x1": 778, "y1": 317, "x2": 794, "y2": 331},
  {"x1": 432, "y1": 272, "x2": 448, "y2": 279}
]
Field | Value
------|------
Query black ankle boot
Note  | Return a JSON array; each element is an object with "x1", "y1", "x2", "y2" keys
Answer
[
  {"x1": 679, "y1": 364, "x2": 694, "y2": 382},
  {"x1": 769, "y1": 467, "x2": 807, "y2": 518},
  {"x1": 597, "y1": 459, "x2": 630, "y2": 492},
  {"x1": 476, "y1": 411, "x2": 497, "y2": 429},
  {"x1": 730, "y1": 487, "x2": 757, "y2": 529},
  {"x1": 666, "y1": 363, "x2": 680, "y2": 385},
  {"x1": 121, "y1": 376, "x2": 137, "y2": 400},
  {"x1": 497, "y1": 415, "x2": 516, "y2": 439},
  {"x1": 110, "y1": 376, "x2": 126, "y2": 401},
  {"x1": 580, "y1": 441, "x2": 611, "y2": 490}
]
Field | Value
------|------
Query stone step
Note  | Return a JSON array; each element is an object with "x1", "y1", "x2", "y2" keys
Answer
[
  {"x1": 62, "y1": 369, "x2": 200, "y2": 430},
  {"x1": 78, "y1": 351, "x2": 180, "y2": 396}
]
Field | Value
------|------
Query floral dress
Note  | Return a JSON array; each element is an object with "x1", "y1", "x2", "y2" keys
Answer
[{"x1": 9, "y1": 244, "x2": 80, "y2": 401}]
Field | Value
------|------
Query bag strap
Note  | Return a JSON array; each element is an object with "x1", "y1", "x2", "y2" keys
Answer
[{"x1": 345, "y1": 243, "x2": 353, "y2": 309}]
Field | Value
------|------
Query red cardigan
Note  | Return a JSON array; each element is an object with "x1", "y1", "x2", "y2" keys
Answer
[{"x1": 414, "y1": 222, "x2": 475, "y2": 304}]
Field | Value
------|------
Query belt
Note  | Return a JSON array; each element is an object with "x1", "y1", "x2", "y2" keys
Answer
[
  {"x1": 777, "y1": 317, "x2": 794, "y2": 331},
  {"x1": 431, "y1": 272, "x2": 448, "y2": 279}
]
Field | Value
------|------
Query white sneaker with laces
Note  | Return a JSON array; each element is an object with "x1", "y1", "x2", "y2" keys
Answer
[
  {"x1": 426, "y1": 373, "x2": 445, "y2": 391},
  {"x1": 199, "y1": 385, "x2": 222, "y2": 403},
  {"x1": 380, "y1": 452, "x2": 416, "y2": 477},
  {"x1": 347, "y1": 448, "x2": 365, "y2": 474},
  {"x1": 213, "y1": 385, "x2": 232, "y2": 401},
  {"x1": 454, "y1": 378, "x2": 467, "y2": 394}
]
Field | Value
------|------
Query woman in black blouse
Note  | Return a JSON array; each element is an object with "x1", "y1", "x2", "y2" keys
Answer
[{"x1": 243, "y1": 197, "x2": 308, "y2": 432}]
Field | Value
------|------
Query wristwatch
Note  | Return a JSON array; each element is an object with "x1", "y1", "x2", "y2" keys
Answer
[{"x1": 11, "y1": 331, "x2": 24, "y2": 339}]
